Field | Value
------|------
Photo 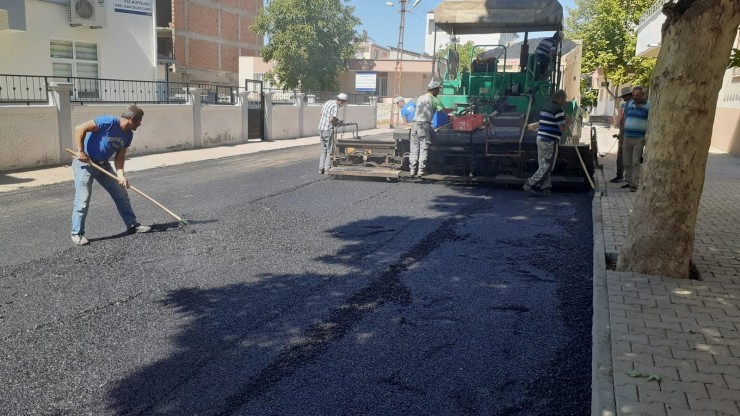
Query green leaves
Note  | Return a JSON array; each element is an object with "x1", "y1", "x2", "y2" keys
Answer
[
  {"x1": 250, "y1": 0, "x2": 367, "y2": 91},
  {"x1": 565, "y1": 0, "x2": 656, "y2": 89},
  {"x1": 626, "y1": 369, "x2": 662, "y2": 382},
  {"x1": 435, "y1": 41, "x2": 476, "y2": 74},
  {"x1": 729, "y1": 48, "x2": 740, "y2": 69}
]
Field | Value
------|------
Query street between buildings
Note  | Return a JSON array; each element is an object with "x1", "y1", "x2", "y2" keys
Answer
[{"x1": 0, "y1": 146, "x2": 593, "y2": 415}]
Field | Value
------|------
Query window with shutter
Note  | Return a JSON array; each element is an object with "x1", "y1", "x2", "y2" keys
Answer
[{"x1": 50, "y1": 40, "x2": 100, "y2": 99}]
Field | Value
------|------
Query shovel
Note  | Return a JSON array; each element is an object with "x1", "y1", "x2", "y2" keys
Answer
[{"x1": 65, "y1": 148, "x2": 193, "y2": 233}]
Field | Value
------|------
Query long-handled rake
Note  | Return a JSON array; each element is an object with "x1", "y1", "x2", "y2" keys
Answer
[{"x1": 65, "y1": 148, "x2": 194, "y2": 233}]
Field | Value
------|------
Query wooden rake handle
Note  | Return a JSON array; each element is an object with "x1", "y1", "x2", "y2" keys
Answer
[{"x1": 65, "y1": 148, "x2": 183, "y2": 222}]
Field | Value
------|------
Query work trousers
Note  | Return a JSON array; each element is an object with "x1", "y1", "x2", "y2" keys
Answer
[
  {"x1": 526, "y1": 137, "x2": 559, "y2": 190},
  {"x1": 410, "y1": 122, "x2": 432, "y2": 173},
  {"x1": 623, "y1": 137, "x2": 645, "y2": 187},
  {"x1": 71, "y1": 158, "x2": 137, "y2": 236},
  {"x1": 319, "y1": 129, "x2": 334, "y2": 171}
]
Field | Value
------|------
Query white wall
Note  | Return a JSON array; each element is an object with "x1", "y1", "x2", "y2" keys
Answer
[
  {"x1": 269, "y1": 106, "x2": 300, "y2": 140},
  {"x1": 0, "y1": 105, "x2": 58, "y2": 170},
  {"x1": 202, "y1": 105, "x2": 242, "y2": 146},
  {"x1": 1, "y1": 97, "x2": 377, "y2": 171},
  {"x1": 69, "y1": 104, "x2": 195, "y2": 155},
  {"x1": 0, "y1": 1, "x2": 156, "y2": 80},
  {"x1": 635, "y1": 9, "x2": 664, "y2": 57}
]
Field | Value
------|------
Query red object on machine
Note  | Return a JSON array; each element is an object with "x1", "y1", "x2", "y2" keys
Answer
[{"x1": 453, "y1": 114, "x2": 485, "y2": 131}]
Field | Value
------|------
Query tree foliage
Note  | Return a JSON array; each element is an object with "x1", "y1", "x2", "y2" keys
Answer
[
  {"x1": 250, "y1": 0, "x2": 366, "y2": 91},
  {"x1": 565, "y1": 0, "x2": 656, "y2": 89},
  {"x1": 435, "y1": 41, "x2": 476, "y2": 76},
  {"x1": 730, "y1": 48, "x2": 740, "y2": 68}
]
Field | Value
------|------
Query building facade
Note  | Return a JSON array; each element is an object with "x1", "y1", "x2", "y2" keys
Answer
[
  {"x1": 0, "y1": 0, "x2": 262, "y2": 88},
  {"x1": 0, "y1": 0, "x2": 157, "y2": 81},
  {"x1": 635, "y1": 0, "x2": 740, "y2": 156},
  {"x1": 158, "y1": 0, "x2": 263, "y2": 85}
]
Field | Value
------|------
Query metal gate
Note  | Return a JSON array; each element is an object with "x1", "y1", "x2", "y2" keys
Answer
[{"x1": 244, "y1": 79, "x2": 265, "y2": 140}]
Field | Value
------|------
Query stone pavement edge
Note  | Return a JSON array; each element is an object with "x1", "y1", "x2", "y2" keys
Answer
[{"x1": 591, "y1": 124, "x2": 740, "y2": 416}]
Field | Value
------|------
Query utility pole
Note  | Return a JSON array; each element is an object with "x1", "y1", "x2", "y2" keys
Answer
[{"x1": 391, "y1": 0, "x2": 407, "y2": 128}]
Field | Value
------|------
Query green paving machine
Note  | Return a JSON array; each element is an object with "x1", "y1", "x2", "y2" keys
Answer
[{"x1": 330, "y1": 0, "x2": 595, "y2": 188}]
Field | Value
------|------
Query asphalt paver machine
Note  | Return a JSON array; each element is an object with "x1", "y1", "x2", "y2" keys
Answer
[{"x1": 330, "y1": 0, "x2": 595, "y2": 188}]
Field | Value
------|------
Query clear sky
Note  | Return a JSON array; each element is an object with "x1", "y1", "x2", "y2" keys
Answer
[{"x1": 351, "y1": 0, "x2": 577, "y2": 53}]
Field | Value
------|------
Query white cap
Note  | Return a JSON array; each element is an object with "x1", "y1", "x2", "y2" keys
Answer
[
  {"x1": 394, "y1": 96, "x2": 404, "y2": 104},
  {"x1": 428, "y1": 80, "x2": 441, "y2": 90},
  {"x1": 336, "y1": 93, "x2": 349, "y2": 101}
]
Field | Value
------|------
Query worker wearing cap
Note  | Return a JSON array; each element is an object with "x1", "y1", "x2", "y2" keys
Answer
[
  {"x1": 394, "y1": 96, "x2": 416, "y2": 124},
  {"x1": 317, "y1": 93, "x2": 348, "y2": 174},
  {"x1": 410, "y1": 80, "x2": 452, "y2": 177},
  {"x1": 610, "y1": 86, "x2": 633, "y2": 183}
]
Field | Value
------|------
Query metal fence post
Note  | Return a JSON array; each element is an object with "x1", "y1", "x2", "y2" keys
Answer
[
  {"x1": 264, "y1": 92, "x2": 274, "y2": 141},
  {"x1": 238, "y1": 90, "x2": 250, "y2": 143},
  {"x1": 48, "y1": 82, "x2": 74, "y2": 164},
  {"x1": 187, "y1": 86, "x2": 205, "y2": 148}
]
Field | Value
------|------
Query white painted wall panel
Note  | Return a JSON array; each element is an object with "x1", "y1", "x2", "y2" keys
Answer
[
  {"x1": 202, "y1": 105, "x2": 242, "y2": 146},
  {"x1": 0, "y1": 106, "x2": 58, "y2": 170}
]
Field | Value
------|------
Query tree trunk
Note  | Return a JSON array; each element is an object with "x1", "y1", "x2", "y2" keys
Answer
[{"x1": 616, "y1": 0, "x2": 740, "y2": 279}]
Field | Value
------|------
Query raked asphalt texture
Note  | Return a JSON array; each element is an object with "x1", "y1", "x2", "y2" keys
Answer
[{"x1": 3, "y1": 125, "x2": 738, "y2": 415}]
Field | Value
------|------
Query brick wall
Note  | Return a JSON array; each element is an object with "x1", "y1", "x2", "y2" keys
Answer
[{"x1": 173, "y1": 0, "x2": 263, "y2": 84}]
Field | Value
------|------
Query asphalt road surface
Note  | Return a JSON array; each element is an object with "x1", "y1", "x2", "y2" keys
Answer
[{"x1": 0, "y1": 145, "x2": 593, "y2": 416}]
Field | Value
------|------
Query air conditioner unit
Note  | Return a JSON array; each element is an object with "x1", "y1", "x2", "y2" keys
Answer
[{"x1": 69, "y1": 0, "x2": 107, "y2": 28}]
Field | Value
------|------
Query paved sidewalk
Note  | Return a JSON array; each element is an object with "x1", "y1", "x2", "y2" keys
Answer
[
  {"x1": 0, "y1": 128, "x2": 392, "y2": 193},
  {"x1": 591, "y1": 125, "x2": 740, "y2": 416}
]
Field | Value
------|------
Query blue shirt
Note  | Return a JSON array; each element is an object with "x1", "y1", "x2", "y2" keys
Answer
[
  {"x1": 400, "y1": 101, "x2": 416, "y2": 123},
  {"x1": 537, "y1": 102, "x2": 566, "y2": 142},
  {"x1": 623, "y1": 100, "x2": 651, "y2": 138},
  {"x1": 84, "y1": 115, "x2": 133, "y2": 161}
]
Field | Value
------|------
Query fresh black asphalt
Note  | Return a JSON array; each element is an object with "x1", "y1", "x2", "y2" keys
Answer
[{"x1": 0, "y1": 146, "x2": 593, "y2": 415}]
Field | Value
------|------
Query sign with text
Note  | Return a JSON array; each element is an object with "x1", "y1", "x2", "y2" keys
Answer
[
  {"x1": 114, "y1": 0, "x2": 152, "y2": 16},
  {"x1": 355, "y1": 72, "x2": 377, "y2": 92}
]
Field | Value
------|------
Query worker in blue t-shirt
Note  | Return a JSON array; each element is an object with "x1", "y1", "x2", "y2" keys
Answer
[
  {"x1": 394, "y1": 96, "x2": 416, "y2": 124},
  {"x1": 70, "y1": 104, "x2": 152, "y2": 246}
]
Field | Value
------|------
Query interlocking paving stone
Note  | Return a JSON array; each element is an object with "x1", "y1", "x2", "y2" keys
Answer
[{"x1": 593, "y1": 126, "x2": 740, "y2": 415}]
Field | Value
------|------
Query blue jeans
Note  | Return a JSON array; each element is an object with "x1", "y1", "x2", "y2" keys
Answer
[{"x1": 71, "y1": 158, "x2": 137, "y2": 235}]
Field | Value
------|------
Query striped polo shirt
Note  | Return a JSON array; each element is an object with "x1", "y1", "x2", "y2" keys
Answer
[
  {"x1": 536, "y1": 36, "x2": 558, "y2": 56},
  {"x1": 623, "y1": 100, "x2": 651, "y2": 138},
  {"x1": 318, "y1": 99, "x2": 338, "y2": 131},
  {"x1": 537, "y1": 102, "x2": 566, "y2": 142}
]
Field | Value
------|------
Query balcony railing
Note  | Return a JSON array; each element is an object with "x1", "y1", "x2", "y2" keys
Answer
[
  {"x1": 1, "y1": 74, "x2": 377, "y2": 106},
  {"x1": 638, "y1": 0, "x2": 670, "y2": 27},
  {"x1": 0, "y1": 74, "x2": 240, "y2": 105},
  {"x1": 264, "y1": 88, "x2": 374, "y2": 105},
  {"x1": 0, "y1": 74, "x2": 49, "y2": 105}
]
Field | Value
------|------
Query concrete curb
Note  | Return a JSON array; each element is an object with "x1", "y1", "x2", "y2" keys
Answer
[{"x1": 591, "y1": 166, "x2": 617, "y2": 416}]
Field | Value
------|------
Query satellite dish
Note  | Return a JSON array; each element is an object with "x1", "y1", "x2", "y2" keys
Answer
[{"x1": 412, "y1": 0, "x2": 421, "y2": 7}]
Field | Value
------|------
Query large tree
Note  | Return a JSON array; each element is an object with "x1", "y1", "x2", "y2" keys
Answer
[
  {"x1": 250, "y1": 0, "x2": 365, "y2": 91},
  {"x1": 565, "y1": 0, "x2": 655, "y2": 90},
  {"x1": 617, "y1": 0, "x2": 740, "y2": 278}
]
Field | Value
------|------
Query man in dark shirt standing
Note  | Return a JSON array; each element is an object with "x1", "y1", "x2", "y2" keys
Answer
[{"x1": 523, "y1": 89, "x2": 573, "y2": 195}]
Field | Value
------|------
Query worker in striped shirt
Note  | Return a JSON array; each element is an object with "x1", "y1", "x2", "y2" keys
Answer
[
  {"x1": 619, "y1": 86, "x2": 651, "y2": 192},
  {"x1": 317, "y1": 93, "x2": 348, "y2": 174},
  {"x1": 535, "y1": 31, "x2": 562, "y2": 81},
  {"x1": 523, "y1": 89, "x2": 573, "y2": 196}
]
